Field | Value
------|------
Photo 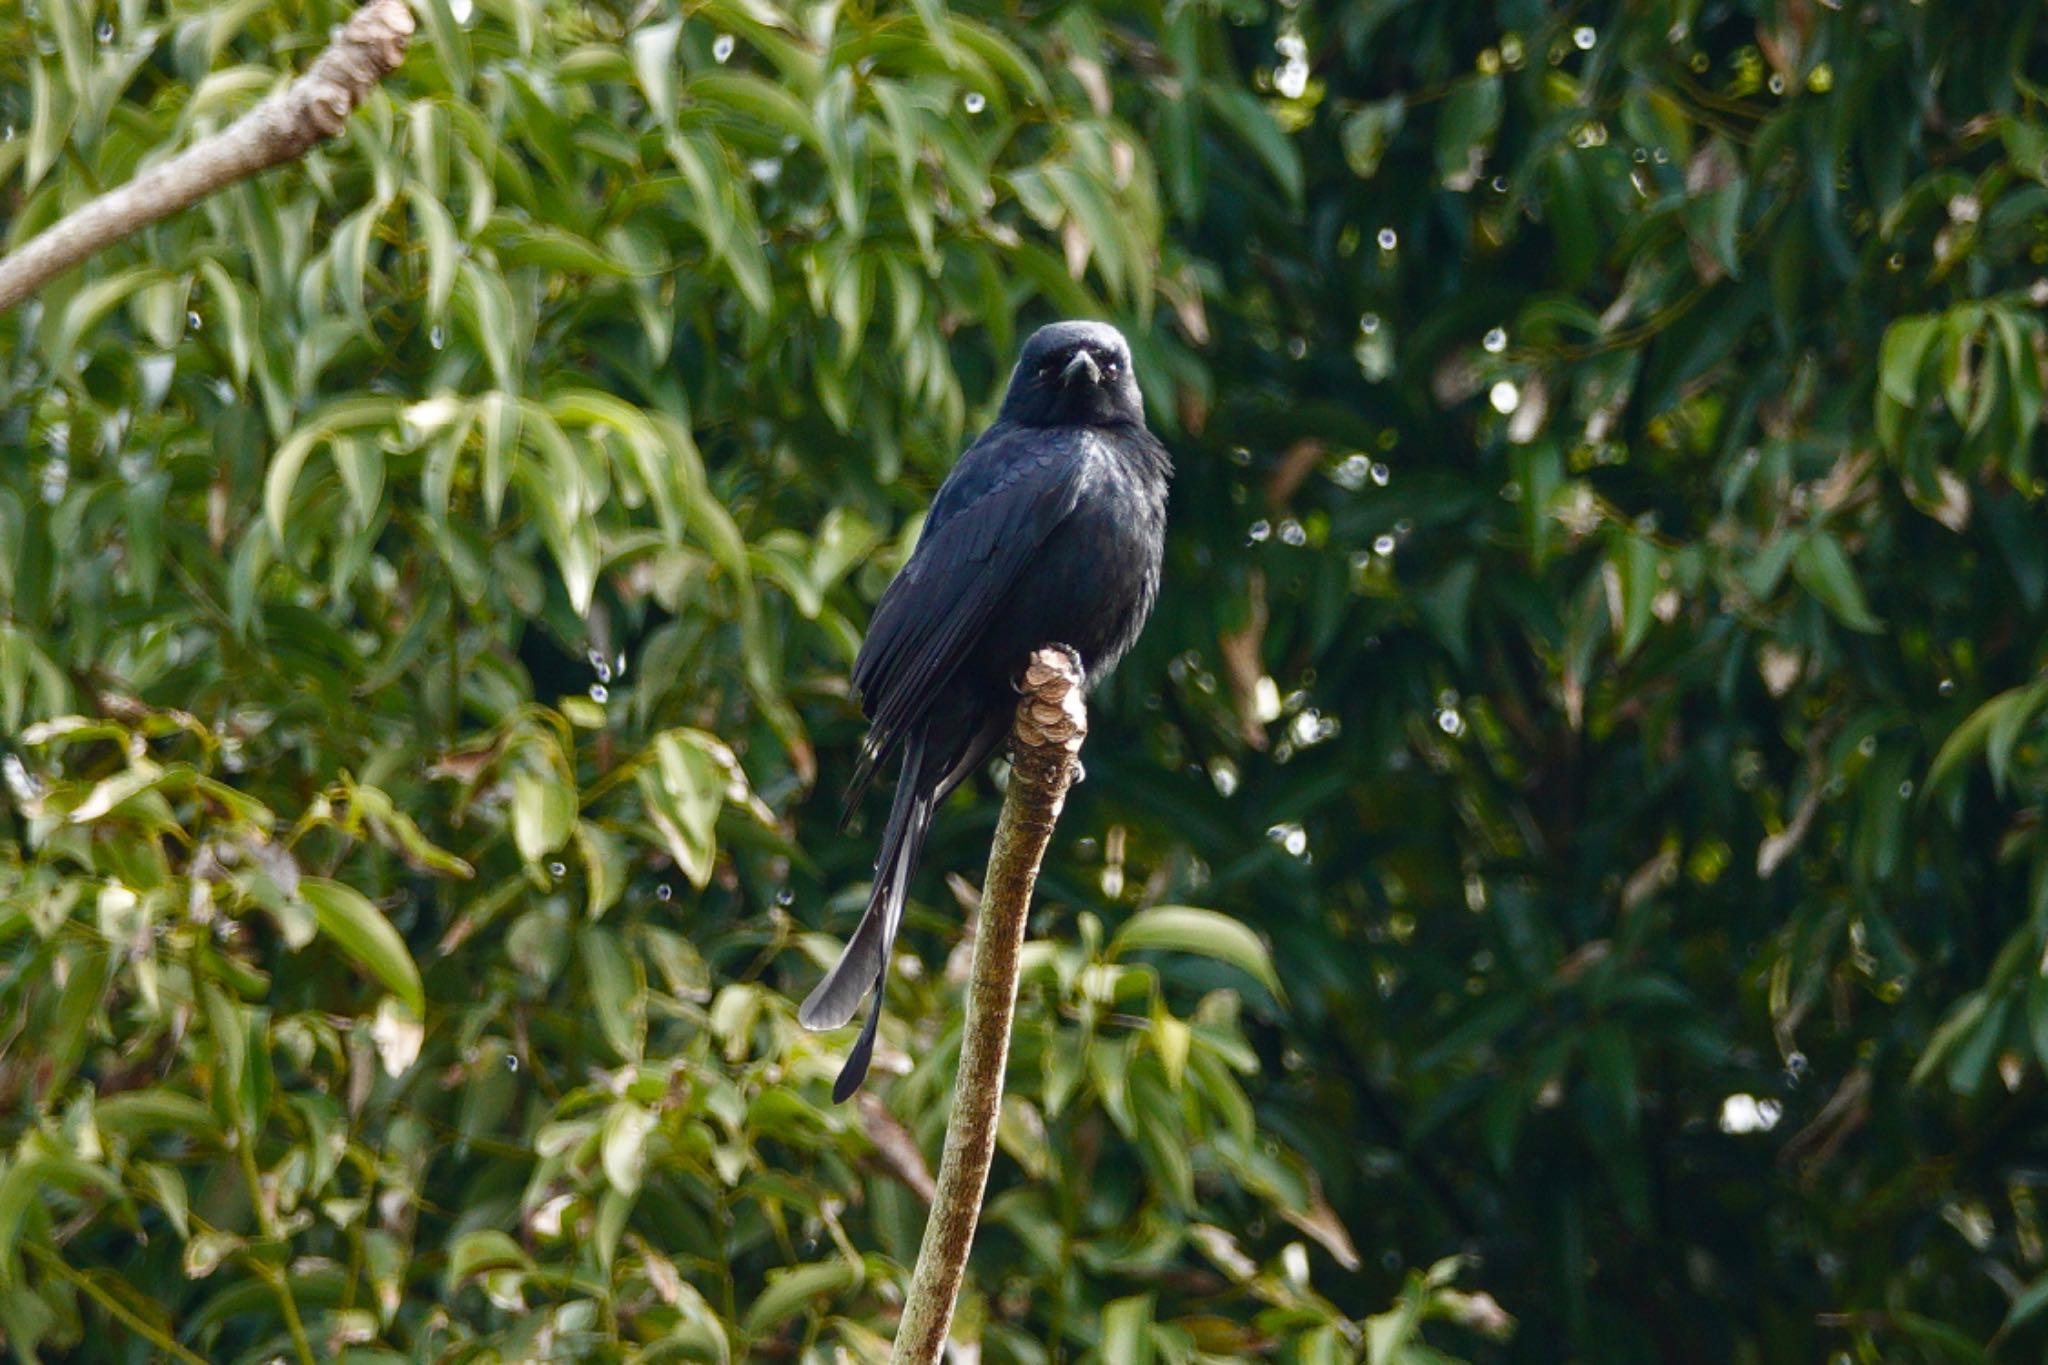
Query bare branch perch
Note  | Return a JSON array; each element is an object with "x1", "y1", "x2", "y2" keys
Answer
[
  {"x1": 0, "y1": 0, "x2": 414, "y2": 315},
  {"x1": 891, "y1": 648, "x2": 1089, "y2": 1365}
]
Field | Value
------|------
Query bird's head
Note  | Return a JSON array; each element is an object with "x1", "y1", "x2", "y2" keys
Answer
[{"x1": 998, "y1": 321, "x2": 1145, "y2": 429}]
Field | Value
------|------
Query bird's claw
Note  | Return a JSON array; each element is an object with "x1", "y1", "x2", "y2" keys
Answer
[
  {"x1": 1013, "y1": 643, "x2": 1086, "y2": 693},
  {"x1": 1046, "y1": 642, "x2": 1085, "y2": 677}
]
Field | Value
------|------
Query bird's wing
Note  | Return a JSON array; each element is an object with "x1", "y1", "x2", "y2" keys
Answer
[{"x1": 841, "y1": 424, "x2": 1090, "y2": 817}]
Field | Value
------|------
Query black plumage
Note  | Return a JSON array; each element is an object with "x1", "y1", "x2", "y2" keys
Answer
[{"x1": 801, "y1": 320, "x2": 1173, "y2": 1100}]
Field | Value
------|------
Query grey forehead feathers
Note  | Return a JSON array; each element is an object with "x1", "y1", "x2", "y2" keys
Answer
[{"x1": 1019, "y1": 320, "x2": 1130, "y2": 363}]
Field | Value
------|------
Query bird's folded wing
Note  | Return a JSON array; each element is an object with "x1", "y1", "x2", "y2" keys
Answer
[{"x1": 841, "y1": 428, "x2": 1090, "y2": 816}]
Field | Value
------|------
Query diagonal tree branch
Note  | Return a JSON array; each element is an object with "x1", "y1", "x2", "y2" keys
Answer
[
  {"x1": 891, "y1": 648, "x2": 1088, "y2": 1364},
  {"x1": 0, "y1": 0, "x2": 414, "y2": 315}
]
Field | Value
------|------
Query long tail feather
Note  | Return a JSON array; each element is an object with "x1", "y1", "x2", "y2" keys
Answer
[
  {"x1": 837, "y1": 730, "x2": 893, "y2": 832},
  {"x1": 801, "y1": 733, "x2": 931, "y2": 1033},
  {"x1": 807, "y1": 708, "x2": 1008, "y2": 1098},
  {"x1": 813, "y1": 791, "x2": 930, "y2": 1098},
  {"x1": 832, "y1": 971, "x2": 887, "y2": 1103}
]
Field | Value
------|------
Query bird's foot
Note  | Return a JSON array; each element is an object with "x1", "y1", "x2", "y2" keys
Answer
[
  {"x1": 1047, "y1": 642, "x2": 1085, "y2": 675},
  {"x1": 1013, "y1": 643, "x2": 1086, "y2": 692}
]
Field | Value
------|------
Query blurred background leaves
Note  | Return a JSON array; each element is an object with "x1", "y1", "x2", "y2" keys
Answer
[{"x1": 4, "y1": 0, "x2": 2048, "y2": 1361}]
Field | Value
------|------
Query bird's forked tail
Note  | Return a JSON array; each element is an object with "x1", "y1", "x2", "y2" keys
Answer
[{"x1": 799, "y1": 731, "x2": 935, "y2": 1101}]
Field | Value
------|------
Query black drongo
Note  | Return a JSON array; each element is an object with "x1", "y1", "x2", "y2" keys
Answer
[{"x1": 800, "y1": 320, "x2": 1173, "y2": 1100}]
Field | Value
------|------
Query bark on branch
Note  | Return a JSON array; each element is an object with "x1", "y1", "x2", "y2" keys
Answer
[
  {"x1": 890, "y1": 648, "x2": 1089, "y2": 1364},
  {"x1": 0, "y1": 0, "x2": 414, "y2": 315}
]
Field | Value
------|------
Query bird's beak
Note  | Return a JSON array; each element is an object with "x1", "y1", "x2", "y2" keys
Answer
[{"x1": 1060, "y1": 350, "x2": 1102, "y2": 386}]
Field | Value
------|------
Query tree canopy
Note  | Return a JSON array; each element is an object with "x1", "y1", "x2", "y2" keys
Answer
[{"x1": 4, "y1": 0, "x2": 2048, "y2": 1360}]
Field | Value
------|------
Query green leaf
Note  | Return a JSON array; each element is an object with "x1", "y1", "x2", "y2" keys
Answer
[
  {"x1": 512, "y1": 768, "x2": 577, "y2": 866},
  {"x1": 1927, "y1": 688, "x2": 2015, "y2": 797},
  {"x1": 1342, "y1": 97, "x2": 1406, "y2": 180},
  {"x1": 595, "y1": 1186, "x2": 631, "y2": 1271},
  {"x1": 576, "y1": 822, "x2": 628, "y2": 919},
  {"x1": 688, "y1": 73, "x2": 817, "y2": 149},
  {"x1": 1985, "y1": 679, "x2": 2048, "y2": 793},
  {"x1": 330, "y1": 437, "x2": 385, "y2": 525},
  {"x1": 68, "y1": 763, "x2": 169, "y2": 824},
  {"x1": 264, "y1": 397, "x2": 402, "y2": 550},
  {"x1": 1681, "y1": 145, "x2": 1746, "y2": 280},
  {"x1": 1611, "y1": 535, "x2": 1661, "y2": 660},
  {"x1": 1100, "y1": 1295, "x2": 1158, "y2": 1365},
  {"x1": 907, "y1": 0, "x2": 960, "y2": 63},
  {"x1": 1046, "y1": 161, "x2": 1129, "y2": 295},
  {"x1": 581, "y1": 925, "x2": 643, "y2": 1061},
  {"x1": 419, "y1": 0, "x2": 473, "y2": 93},
  {"x1": 1202, "y1": 87, "x2": 1302, "y2": 204},
  {"x1": 1889, "y1": 1311, "x2": 1993, "y2": 1363},
  {"x1": 299, "y1": 878, "x2": 425, "y2": 1016},
  {"x1": 1879, "y1": 314, "x2": 1941, "y2": 407},
  {"x1": 1434, "y1": 77, "x2": 1501, "y2": 185},
  {"x1": 1151, "y1": 1013, "x2": 1191, "y2": 1089},
  {"x1": 1791, "y1": 533, "x2": 1883, "y2": 633},
  {"x1": 496, "y1": 224, "x2": 635, "y2": 278},
  {"x1": 45, "y1": 943, "x2": 110, "y2": 1099},
  {"x1": 136, "y1": 1162, "x2": 192, "y2": 1239},
  {"x1": 448, "y1": 1229, "x2": 530, "y2": 1287},
  {"x1": 1911, "y1": 991, "x2": 1987, "y2": 1088},
  {"x1": 409, "y1": 187, "x2": 459, "y2": 325},
  {"x1": 2005, "y1": 1270, "x2": 2048, "y2": 1333},
  {"x1": 644, "y1": 927, "x2": 712, "y2": 1003},
  {"x1": 600, "y1": 1101, "x2": 656, "y2": 1195},
  {"x1": 742, "y1": 1261, "x2": 859, "y2": 1336},
  {"x1": 951, "y1": 19, "x2": 1048, "y2": 105},
  {"x1": 546, "y1": 388, "x2": 691, "y2": 545},
  {"x1": 0, "y1": 1151, "x2": 122, "y2": 1283},
  {"x1": 327, "y1": 202, "x2": 381, "y2": 332},
  {"x1": 2028, "y1": 977, "x2": 2048, "y2": 1074},
  {"x1": 455, "y1": 258, "x2": 520, "y2": 394},
  {"x1": 477, "y1": 390, "x2": 519, "y2": 523},
  {"x1": 45, "y1": 267, "x2": 164, "y2": 377},
  {"x1": 196, "y1": 258, "x2": 252, "y2": 384},
  {"x1": 95, "y1": 1091, "x2": 222, "y2": 1139},
  {"x1": 348, "y1": 782, "x2": 473, "y2": 876},
  {"x1": 628, "y1": 19, "x2": 682, "y2": 128},
  {"x1": 1109, "y1": 906, "x2": 1284, "y2": 1000},
  {"x1": 22, "y1": 58, "x2": 73, "y2": 192},
  {"x1": 638, "y1": 731, "x2": 725, "y2": 888}
]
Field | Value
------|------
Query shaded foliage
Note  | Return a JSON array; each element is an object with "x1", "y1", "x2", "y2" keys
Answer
[{"x1": 4, "y1": 0, "x2": 2048, "y2": 1361}]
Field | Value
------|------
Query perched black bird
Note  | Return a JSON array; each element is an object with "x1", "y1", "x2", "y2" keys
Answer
[{"x1": 801, "y1": 321, "x2": 1172, "y2": 1100}]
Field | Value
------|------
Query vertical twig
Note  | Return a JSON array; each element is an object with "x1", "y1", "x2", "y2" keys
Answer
[
  {"x1": 237, "y1": 1135, "x2": 317, "y2": 1365},
  {"x1": 891, "y1": 649, "x2": 1089, "y2": 1364}
]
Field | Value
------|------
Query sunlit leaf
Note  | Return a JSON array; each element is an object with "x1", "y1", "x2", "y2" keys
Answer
[
  {"x1": 300, "y1": 878, "x2": 426, "y2": 1015},
  {"x1": 1109, "y1": 906, "x2": 1284, "y2": 1000}
]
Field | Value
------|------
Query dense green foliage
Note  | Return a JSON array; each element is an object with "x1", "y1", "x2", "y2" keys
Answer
[{"x1": 5, "y1": 0, "x2": 2048, "y2": 1359}]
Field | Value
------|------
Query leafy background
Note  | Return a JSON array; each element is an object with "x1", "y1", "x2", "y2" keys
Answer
[{"x1": 4, "y1": 0, "x2": 2048, "y2": 1360}]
